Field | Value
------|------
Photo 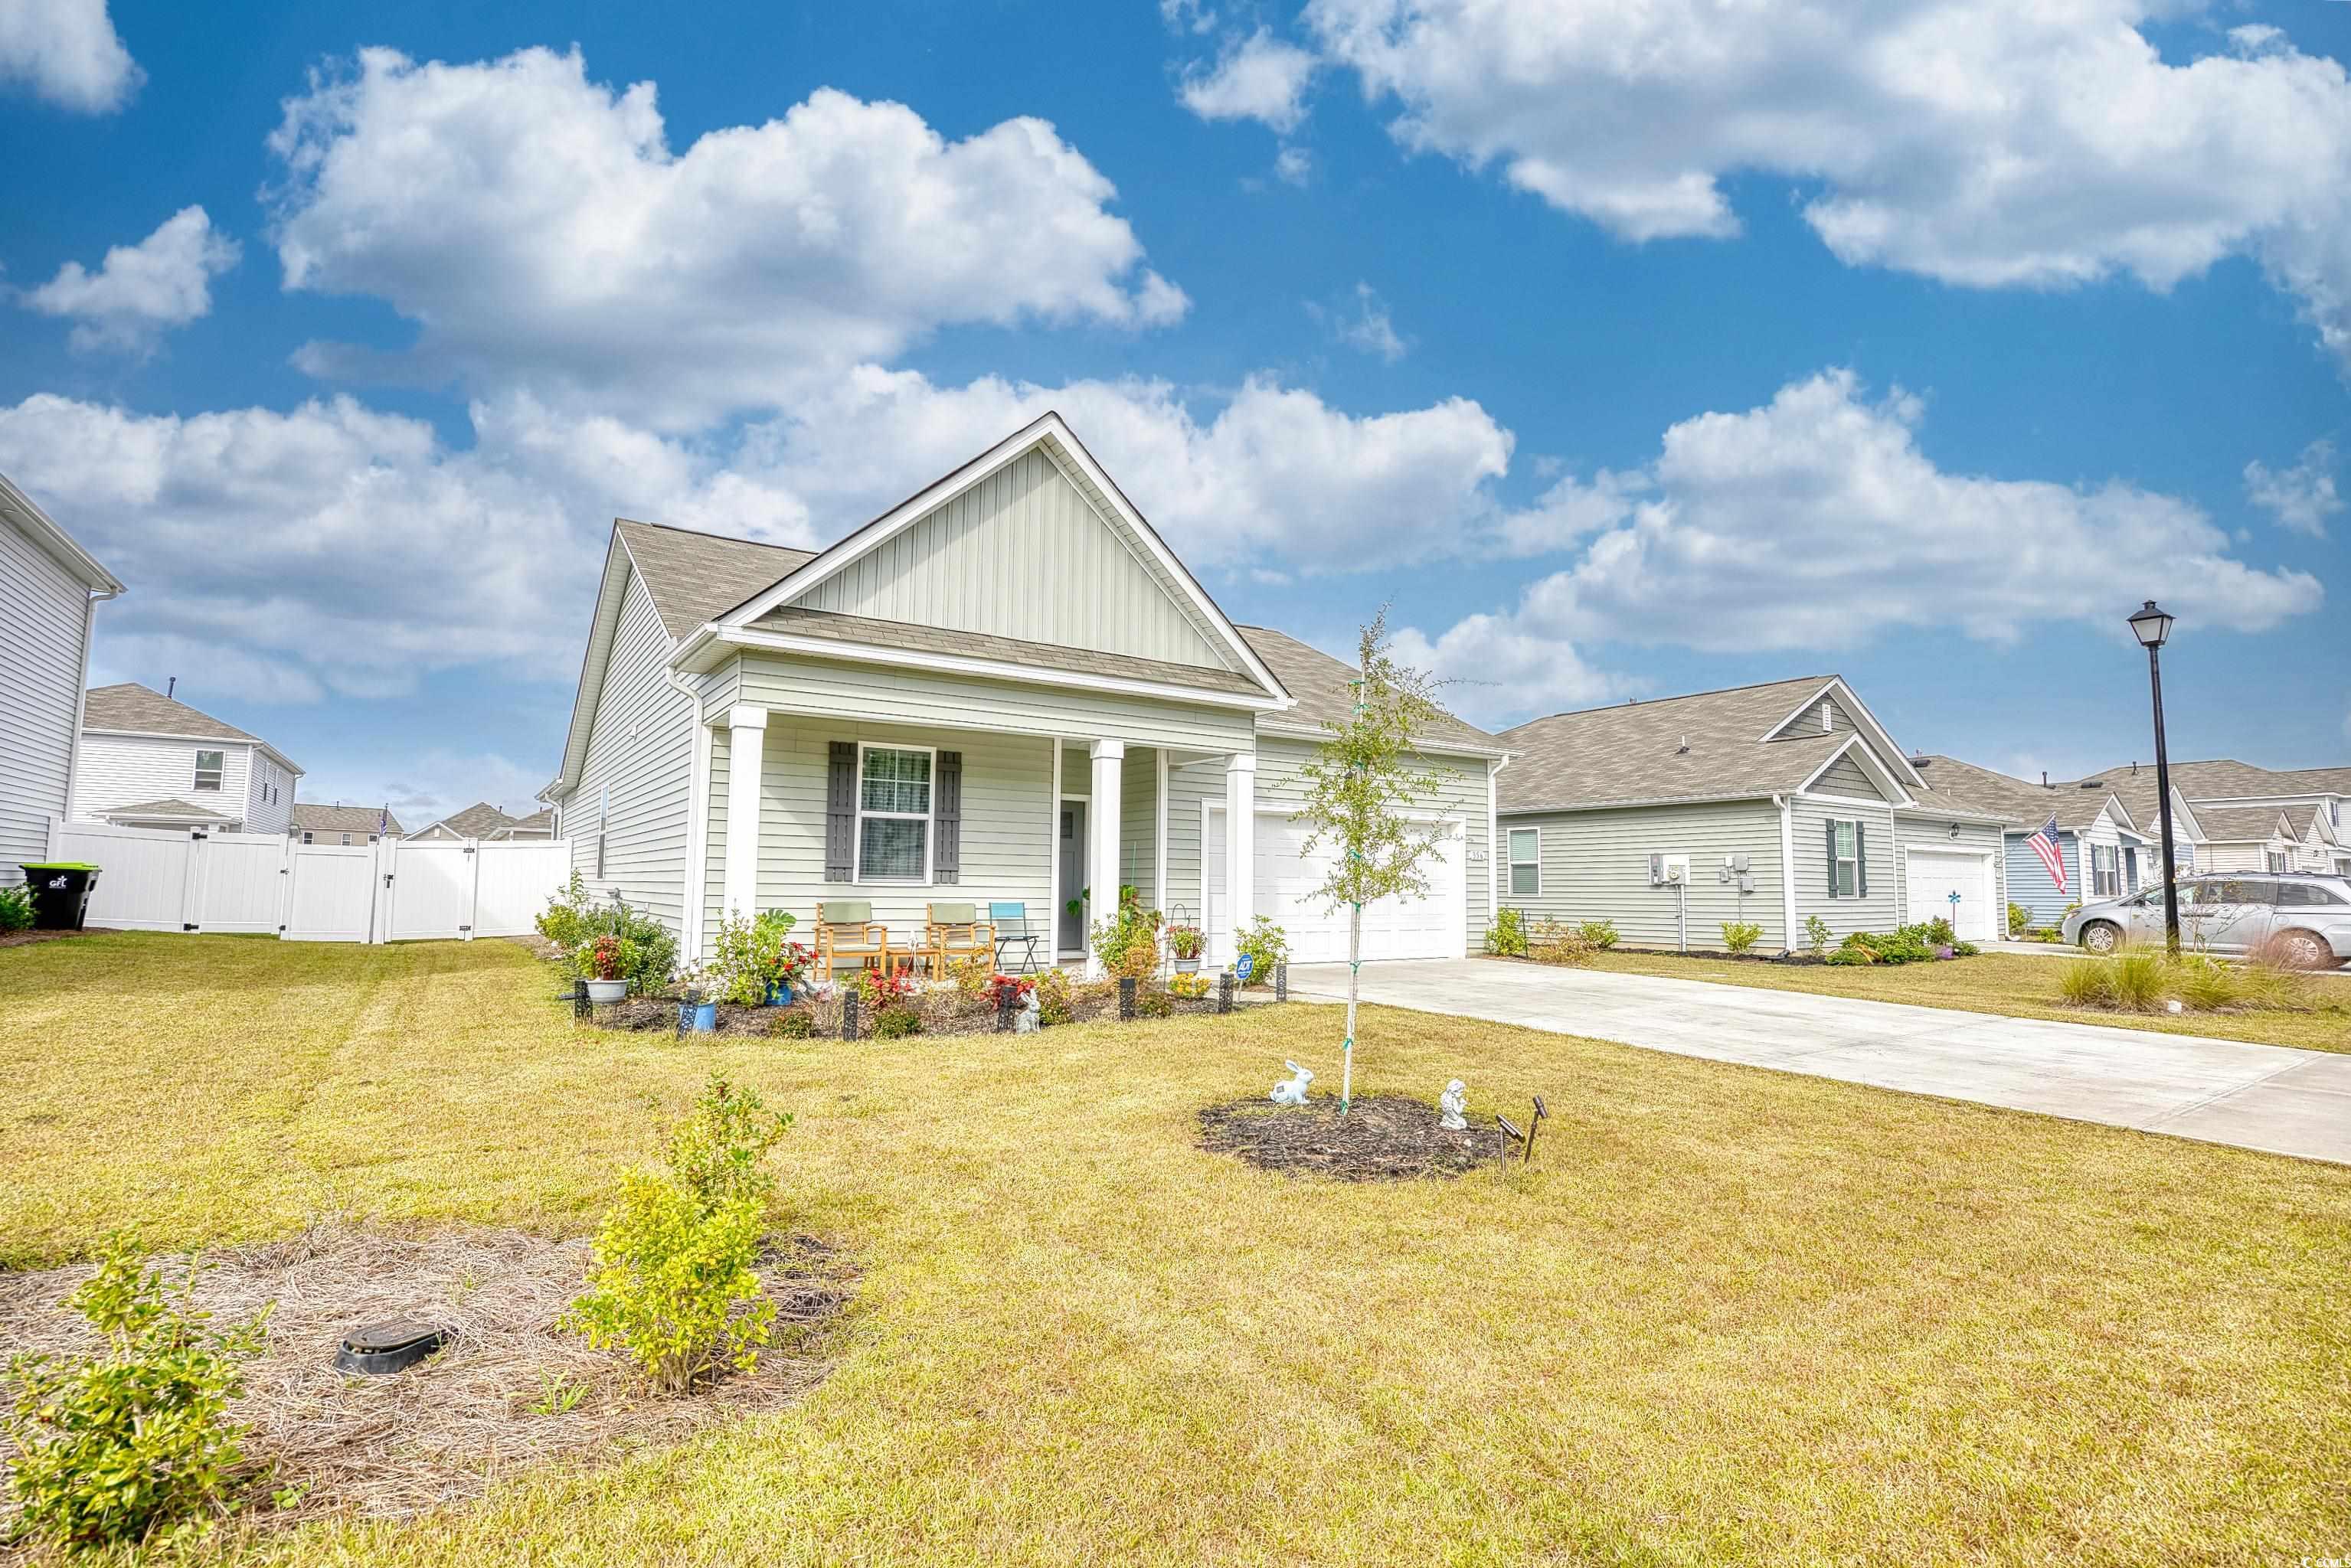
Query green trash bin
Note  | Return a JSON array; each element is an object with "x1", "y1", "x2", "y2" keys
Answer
[{"x1": 21, "y1": 862, "x2": 100, "y2": 931}]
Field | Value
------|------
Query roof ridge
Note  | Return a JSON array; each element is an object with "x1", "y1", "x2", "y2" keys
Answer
[
  {"x1": 1501, "y1": 675, "x2": 1836, "y2": 733},
  {"x1": 614, "y1": 516, "x2": 818, "y2": 553}
]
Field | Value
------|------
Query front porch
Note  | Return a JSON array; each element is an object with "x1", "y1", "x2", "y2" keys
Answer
[{"x1": 692, "y1": 701, "x2": 1263, "y2": 980}]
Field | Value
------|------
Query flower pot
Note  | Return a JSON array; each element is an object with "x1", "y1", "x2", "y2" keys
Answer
[
  {"x1": 692, "y1": 1001, "x2": 718, "y2": 1033},
  {"x1": 766, "y1": 980, "x2": 794, "y2": 1006},
  {"x1": 585, "y1": 977, "x2": 627, "y2": 1004},
  {"x1": 1173, "y1": 956, "x2": 1199, "y2": 972}
]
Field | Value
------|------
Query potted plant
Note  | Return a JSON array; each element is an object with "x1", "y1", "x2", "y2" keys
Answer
[
  {"x1": 1167, "y1": 923, "x2": 1203, "y2": 972},
  {"x1": 584, "y1": 935, "x2": 629, "y2": 1003},
  {"x1": 768, "y1": 939, "x2": 812, "y2": 1006}
]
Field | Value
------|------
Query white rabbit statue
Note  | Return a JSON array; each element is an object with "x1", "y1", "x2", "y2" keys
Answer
[{"x1": 1270, "y1": 1060, "x2": 1313, "y2": 1106}]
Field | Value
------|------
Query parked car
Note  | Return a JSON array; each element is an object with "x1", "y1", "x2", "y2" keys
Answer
[{"x1": 2062, "y1": 873, "x2": 2351, "y2": 968}]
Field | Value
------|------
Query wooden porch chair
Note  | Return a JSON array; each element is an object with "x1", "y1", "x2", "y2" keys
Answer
[
  {"x1": 814, "y1": 900, "x2": 891, "y2": 978},
  {"x1": 922, "y1": 902, "x2": 996, "y2": 980}
]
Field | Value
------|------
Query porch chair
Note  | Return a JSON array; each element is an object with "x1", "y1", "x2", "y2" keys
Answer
[
  {"x1": 922, "y1": 903, "x2": 997, "y2": 981},
  {"x1": 989, "y1": 900, "x2": 1041, "y2": 974},
  {"x1": 813, "y1": 900, "x2": 891, "y2": 979}
]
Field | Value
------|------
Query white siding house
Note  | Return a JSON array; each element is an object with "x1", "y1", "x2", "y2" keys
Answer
[
  {"x1": 74, "y1": 684, "x2": 302, "y2": 835},
  {"x1": 0, "y1": 473, "x2": 123, "y2": 882}
]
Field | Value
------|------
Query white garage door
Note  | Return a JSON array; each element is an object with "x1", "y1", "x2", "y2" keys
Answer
[
  {"x1": 1905, "y1": 849, "x2": 1996, "y2": 942},
  {"x1": 1205, "y1": 808, "x2": 1466, "y2": 964}
]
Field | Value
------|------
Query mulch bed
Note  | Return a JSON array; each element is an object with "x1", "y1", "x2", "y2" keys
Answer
[
  {"x1": 1198, "y1": 1095, "x2": 1516, "y2": 1181},
  {"x1": 590, "y1": 982, "x2": 1225, "y2": 1039},
  {"x1": 0, "y1": 926, "x2": 119, "y2": 950},
  {"x1": 0, "y1": 1223, "x2": 851, "y2": 1547}
]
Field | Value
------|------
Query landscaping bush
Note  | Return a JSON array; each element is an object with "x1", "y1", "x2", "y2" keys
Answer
[
  {"x1": 1720, "y1": 921, "x2": 1762, "y2": 954},
  {"x1": 2008, "y1": 901, "x2": 2032, "y2": 938},
  {"x1": 1137, "y1": 987, "x2": 1173, "y2": 1020},
  {"x1": 950, "y1": 952, "x2": 995, "y2": 999},
  {"x1": 1833, "y1": 923, "x2": 1973, "y2": 967},
  {"x1": 768, "y1": 1010, "x2": 814, "y2": 1040},
  {"x1": 567, "y1": 1076, "x2": 787, "y2": 1393},
  {"x1": 1034, "y1": 968, "x2": 1074, "y2": 1026},
  {"x1": 1803, "y1": 914, "x2": 1832, "y2": 958},
  {"x1": 0, "y1": 882, "x2": 34, "y2": 934},
  {"x1": 855, "y1": 965, "x2": 916, "y2": 1014},
  {"x1": 1528, "y1": 919, "x2": 1597, "y2": 966},
  {"x1": 2058, "y1": 957, "x2": 2116, "y2": 1006},
  {"x1": 1483, "y1": 906, "x2": 1529, "y2": 958},
  {"x1": 710, "y1": 910, "x2": 807, "y2": 1005},
  {"x1": 535, "y1": 872, "x2": 595, "y2": 952},
  {"x1": 2173, "y1": 955, "x2": 2243, "y2": 1012},
  {"x1": 541, "y1": 879, "x2": 678, "y2": 996},
  {"x1": 3, "y1": 1234, "x2": 271, "y2": 1551},
  {"x1": 1236, "y1": 916, "x2": 1290, "y2": 985},
  {"x1": 1090, "y1": 887, "x2": 1162, "y2": 982},
  {"x1": 871, "y1": 1007, "x2": 923, "y2": 1039},
  {"x1": 1575, "y1": 919, "x2": 1620, "y2": 949},
  {"x1": 2111, "y1": 951, "x2": 2168, "y2": 1011},
  {"x1": 1168, "y1": 972, "x2": 1211, "y2": 1000}
]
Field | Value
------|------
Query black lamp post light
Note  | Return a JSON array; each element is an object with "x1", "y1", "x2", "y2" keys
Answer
[{"x1": 2127, "y1": 599, "x2": 2182, "y2": 956}]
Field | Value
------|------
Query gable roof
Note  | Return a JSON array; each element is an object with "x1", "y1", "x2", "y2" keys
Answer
[
  {"x1": 614, "y1": 519, "x2": 818, "y2": 640},
  {"x1": 104, "y1": 798, "x2": 231, "y2": 822},
  {"x1": 1496, "y1": 675, "x2": 1937, "y2": 813},
  {"x1": 2193, "y1": 805, "x2": 2294, "y2": 842},
  {"x1": 2055, "y1": 763, "x2": 2205, "y2": 844},
  {"x1": 1237, "y1": 626, "x2": 1502, "y2": 757},
  {"x1": 1910, "y1": 755, "x2": 2114, "y2": 831},
  {"x1": 414, "y1": 802, "x2": 517, "y2": 840},
  {"x1": 1, "y1": 469, "x2": 123, "y2": 593},
  {"x1": 82, "y1": 683, "x2": 304, "y2": 776},
  {"x1": 509, "y1": 808, "x2": 554, "y2": 834},
  {"x1": 290, "y1": 803, "x2": 402, "y2": 835},
  {"x1": 2093, "y1": 757, "x2": 2351, "y2": 804}
]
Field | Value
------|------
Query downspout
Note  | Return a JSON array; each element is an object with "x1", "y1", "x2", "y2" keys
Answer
[
  {"x1": 665, "y1": 667, "x2": 713, "y2": 962},
  {"x1": 1774, "y1": 793, "x2": 1797, "y2": 954},
  {"x1": 62, "y1": 584, "x2": 120, "y2": 829},
  {"x1": 1486, "y1": 754, "x2": 1512, "y2": 929}
]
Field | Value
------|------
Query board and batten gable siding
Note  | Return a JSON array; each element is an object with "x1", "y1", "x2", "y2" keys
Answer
[
  {"x1": 72, "y1": 733, "x2": 253, "y2": 823},
  {"x1": 1809, "y1": 752, "x2": 1887, "y2": 801},
  {"x1": 0, "y1": 517, "x2": 95, "y2": 878},
  {"x1": 1768, "y1": 689, "x2": 1862, "y2": 742},
  {"x1": 790, "y1": 448, "x2": 1235, "y2": 675},
  {"x1": 1790, "y1": 795, "x2": 1899, "y2": 939},
  {"x1": 730, "y1": 650, "x2": 1257, "y2": 755},
  {"x1": 1161, "y1": 735, "x2": 1493, "y2": 956},
  {"x1": 1496, "y1": 800, "x2": 1786, "y2": 951},
  {"x1": 568, "y1": 571, "x2": 695, "y2": 931},
  {"x1": 1891, "y1": 814, "x2": 2008, "y2": 927}
]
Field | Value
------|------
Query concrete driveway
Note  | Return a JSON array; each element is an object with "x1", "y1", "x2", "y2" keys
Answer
[{"x1": 1286, "y1": 959, "x2": 2351, "y2": 1165}]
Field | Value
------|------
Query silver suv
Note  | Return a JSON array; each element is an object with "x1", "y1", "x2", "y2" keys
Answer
[{"x1": 2062, "y1": 873, "x2": 2351, "y2": 969}]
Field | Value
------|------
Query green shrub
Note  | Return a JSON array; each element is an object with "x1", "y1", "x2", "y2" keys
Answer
[
  {"x1": 1483, "y1": 906, "x2": 1529, "y2": 958},
  {"x1": 1575, "y1": 920, "x2": 1620, "y2": 950},
  {"x1": 871, "y1": 1006, "x2": 923, "y2": 1039},
  {"x1": 2173, "y1": 955, "x2": 2242, "y2": 1012},
  {"x1": 1720, "y1": 921, "x2": 1762, "y2": 954},
  {"x1": 711, "y1": 910, "x2": 807, "y2": 1005},
  {"x1": 0, "y1": 883, "x2": 34, "y2": 934},
  {"x1": 2058, "y1": 958, "x2": 2117, "y2": 1007},
  {"x1": 1090, "y1": 887, "x2": 1162, "y2": 982},
  {"x1": 3, "y1": 1235, "x2": 270, "y2": 1551},
  {"x1": 2111, "y1": 951, "x2": 2167, "y2": 1011},
  {"x1": 2007, "y1": 902, "x2": 2032, "y2": 937},
  {"x1": 1034, "y1": 968, "x2": 1074, "y2": 1026},
  {"x1": 1951, "y1": 941, "x2": 1980, "y2": 958},
  {"x1": 1824, "y1": 945, "x2": 1872, "y2": 966},
  {"x1": 1528, "y1": 919, "x2": 1596, "y2": 966},
  {"x1": 1802, "y1": 914, "x2": 1832, "y2": 957},
  {"x1": 1136, "y1": 987, "x2": 1173, "y2": 1020},
  {"x1": 662, "y1": 1076, "x2": 791, "y2": 1214},
  {"x1": 1236, "y1": 916, "x2": 1290, "y2": 986},
  {"x1": 536, "y1": 871, "x2": 593, "y2": 951},
  {"x1": 542, "y1": 880, "x2": 678, "y2": 997},
  {"x1": 1834, "y1": 923, "x2": 1960, "y2": 967},
  {"x1": 2238, "y1": 958, "x2": 2311, "y2": 1011},
  {"x1": 768, "y1": 1010, "x2": 815, "y2": 1040}
]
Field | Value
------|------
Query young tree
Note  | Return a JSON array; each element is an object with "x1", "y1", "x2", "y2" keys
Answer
[{"x1": 1294, "y1": 609, "x2": 1450, "y2": 1113}]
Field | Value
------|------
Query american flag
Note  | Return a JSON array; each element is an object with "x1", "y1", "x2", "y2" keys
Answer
[{"x1": 2026, "y1": 814, "x2": 2067, "y2": 893}]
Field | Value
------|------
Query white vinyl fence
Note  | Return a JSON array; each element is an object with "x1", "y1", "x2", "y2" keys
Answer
[{"x1": 44, "y1": 820, "x2": 570, "y2": 944}]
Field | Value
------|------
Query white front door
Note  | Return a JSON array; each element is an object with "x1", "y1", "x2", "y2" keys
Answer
[
  {"x1": 1905, "y1": 848, "x2": 1994, "y2": 941},
  {"x1": 1205, "y1": 808, "x2": 1466, "y2": 964}
]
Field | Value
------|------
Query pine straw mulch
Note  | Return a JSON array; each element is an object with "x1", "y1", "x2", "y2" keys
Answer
[
  {"x1": 0, "y1": 927, "x2": 119, "y2": 950},
  {"x1": 0, "y1": 1222, "x2": 852, "y2": 1548},
  {"x1": 1197, "y1": 1094, "x2": 1518, "y2": 1181}
]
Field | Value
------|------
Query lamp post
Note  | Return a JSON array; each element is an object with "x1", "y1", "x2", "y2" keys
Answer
[{"x1": 2127, "y1": 599, "x2": 2180, "y2": 956}]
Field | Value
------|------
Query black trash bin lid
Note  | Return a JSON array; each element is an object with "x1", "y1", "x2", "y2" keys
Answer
[{"x1": 335, "y1": 1320, "x2": 446, "y2": 1375}]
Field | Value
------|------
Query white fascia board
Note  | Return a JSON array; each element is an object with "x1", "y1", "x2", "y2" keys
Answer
[
  {"x1": 550, "y1": 530, "x2": 639, "y2": 798},
  {"x1": 1793, "y1": 734, "x2": 1917, "y2": 808},
  {"x1": 711, "y1": 413, "x2": 1290, "y2": 707},
  {"x1": 710, "y1": 625, "x2": 1289, "y2": 712},
  {"x1": 0, "y1": 472, "x2": 123, "y2": 594},
  {"x1": 1760, "y1": 678, "x2": 1927, "y2": 789}
]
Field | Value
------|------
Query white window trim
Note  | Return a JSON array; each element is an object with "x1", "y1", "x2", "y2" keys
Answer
[
  {"x1": 193, "y1": 748, "x2": 224, "y2": 792},
  {"x1": 855, "y1": 740, "x2": 937, "y2": 885},
  {"x1": 339, "y1": 832, "x2": 353, "y2": 846},
  {"x1": 1506, "y1": 825, "x2": 1542, "y2": 898},
  {"x1": 300, "y1": 831, "x2": 314, "y2": 844},
  {"x1": 1832, "y1": 818, "x2": 1862, "y2": 898}
]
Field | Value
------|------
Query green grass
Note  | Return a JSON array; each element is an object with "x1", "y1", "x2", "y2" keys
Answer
[
  {"x1": 5, "y1": 932, "x2": 2350, "y2": 1564},
  {"x1": 1580, "y1": 947, "x2": 2351, "y2": 1053}
]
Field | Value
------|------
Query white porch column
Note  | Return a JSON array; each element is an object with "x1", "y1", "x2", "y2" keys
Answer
[
  {"x1": 1086, "y1": 740, "x2": 1126, "y2": 978},
  {"x1": 1223, "y1": 750, "x2": 1256, "y2": 967},
  {"x1": 721, "y1": 704, "x2": 767, "y2": 921}
]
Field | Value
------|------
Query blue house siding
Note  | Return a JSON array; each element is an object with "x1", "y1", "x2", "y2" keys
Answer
[{"x1": 2005, "y1": 830, "x2": 2081, "y2": 927}]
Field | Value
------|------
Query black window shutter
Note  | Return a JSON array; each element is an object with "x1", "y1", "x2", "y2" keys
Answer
[
  {"x1": 934, "y1": 750, "x2": 963, "y2": 884},
  {"x1": 826, "y1": 742, "x2": 857, "y2": 881},
  {"x1": 1856, "y1": 822, "x2": 1869, "y2": 897},
  {"x1": 1825, "y1": 818, "x2": 1839, "y2": 897}
]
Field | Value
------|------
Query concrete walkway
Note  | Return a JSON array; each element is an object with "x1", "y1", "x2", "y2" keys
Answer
[{"x1": 1286, "y1": 959, "x2": 2351, "y2": 1165}]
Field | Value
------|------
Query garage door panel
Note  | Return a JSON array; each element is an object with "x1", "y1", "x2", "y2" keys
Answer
[
  {"x1": 1206, "y1": 808, "x2": 1465, "y2": 963},
  {"x1": 1905, "y1": 849, "x2": 1994, "y2": 942}
]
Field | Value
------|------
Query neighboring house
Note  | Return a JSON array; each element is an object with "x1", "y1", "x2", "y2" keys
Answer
[
  {"x1": 289, "y1": 803, "x2": 403, "y2": 846},
  {"x1": 1910, "y1": 755, "x2": 2157, "y2": 927},
  {"x1": 1492, "y1": 678, "x2": 2013, "y2": 949},
  {"x1": 407, "y1": 802, "x2": 522, "y2": 843},
  {"x1": 2191, "y1": 806, "x2": 2305, "y2": 874},
  {"x1": 2124, "y1": 759, "x2": 2351, "y2": 876},
  {"x1": 74, "y1": 684, "x2": 300, "y2": 835},
  {"x1": 0, "y1": 472, "x2": 123, "y2": 883},
  {"x1": 505, "y1": 808, "x2": 556, "y2": 841},
  {"x1": 542, "y1": 413, "x2": 1506, "y2": 971}
]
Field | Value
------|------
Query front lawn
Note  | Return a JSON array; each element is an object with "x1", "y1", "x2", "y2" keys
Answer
[
  {"x1": 3, "y1": 933, "x2": 2348, "y2": 1563},
  {"x1": 1576, "y1": 947, "x2": 2351, "y2": 1053}
]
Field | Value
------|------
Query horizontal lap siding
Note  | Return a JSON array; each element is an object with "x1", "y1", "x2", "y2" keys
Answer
[
  {"x1": 571, "y1": 575, "x2": 694, "y2": 932},
  {"x1": 1891, "y1": 815, "x2": 2007, "y2": 927},
  {"x1": 2005, "y1": 831, "x2": 2075, "y2": 926},
  {"x1": 1791, "y1": 796, "x2": 1898, "y2": 937},
  {"x1": 1501, "y1": 801, "x2": 1785, "y2": 951},
  {"x1": 73, "y1": 733, "x2": 251, "y2": 824},
  {"x1": 0, "y1": 522, "x2": 90, "y2": 879},
  {"x1": 1120, "y1": 748, "x2": 1157, "y2": 899}
]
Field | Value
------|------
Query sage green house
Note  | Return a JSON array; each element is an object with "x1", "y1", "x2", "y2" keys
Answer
[
  {"x1": 542, "y1": 413, "x2": 1507, "y2": 974},
  {"x1": 1493, "y1": 676, "x2": 2011, "y2": 952}
]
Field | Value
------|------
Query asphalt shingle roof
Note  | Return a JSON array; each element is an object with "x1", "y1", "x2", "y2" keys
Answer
[
  {"x1": 82, "y1": 684, "x2": 260, "y2": 744},
  {"x1": 106, "y1": 798, "x2": 231, "y2": 820},
  {"x1": 419, "y1": 802, "x2": 518, "y2": 840},
  {"x1": 289, "y1": 803, "x2": 403, "y2": 835},
  {"x1": 1909, "y1": 754, "x2": 2123, "y2": 831},
  {"x1": 509, "y1": 808, "x2": 554, "y2": 834},
  {"x1": 615, "y1": 519, "x2": 819, "y2": 639},
  {"x1": 1231, "y1": 626, "x2": 1499, "y2": 754},
  {"x1": 2082, "y1": 758, "x2": 2351, "y2": 803},
  {"x1": 2194, "y1": 805, "x2": 2292, "y2": 841}
]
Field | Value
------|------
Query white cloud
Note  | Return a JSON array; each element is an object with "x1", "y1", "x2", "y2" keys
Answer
[
  {"x1": 266, "y1": 47, "x2": 1186, "y2": 427},
  {"x1": 1273, "y1": 145, "x2": 1313, "y2": 186},
  {"x1": 0, "y1": 0, "x2": 139, "y2": 112},
  {"x1": 19, "y1": 206, "x2": 240, "y2": 353},
  {"x1": 1310, "y1": 282, "x2": 1408, "y2": 361},
  {"x1": 1179, "y1": 28, "x2": 1317, "y2": 132},
  {"x1": 1401, "y1": 370, "x2": 2326, "y2": 724},
  {"x1": 1304, "y1": 0, "x2": 2351, "y2": 367},
  {"x1": 2244, "y1": 439, "x2": 2343, "y2": 537}
]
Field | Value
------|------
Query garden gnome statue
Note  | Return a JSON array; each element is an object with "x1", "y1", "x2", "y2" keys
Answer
[
  {"x1": 1439, "y1": 1080, "x2": 1467, "y2": 1131},
  {"x1": 1014, "y1": 990, "x2": 1041, "y2": 1034},
  {"x1": 1270, "y1": 1060, "x2": 1313, "y2": 1106}
]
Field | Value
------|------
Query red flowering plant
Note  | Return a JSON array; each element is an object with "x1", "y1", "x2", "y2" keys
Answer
[
  {"x1": 856, "y1": 964, "x2": 916, "y2": 1011},
  {"x1": 587, "y1": 935, "x2": 625, "y2": 982},
  {"x1": 771, "y1": 939, "x2": 813, "y2": 990},
  {"x1": 985, "y1": 972, "x2": 1035, "y2": 1010}
]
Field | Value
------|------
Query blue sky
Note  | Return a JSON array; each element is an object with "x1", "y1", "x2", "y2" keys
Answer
[{"x1": 2, "y1": 0, "x2": 2345, "y2": 827}]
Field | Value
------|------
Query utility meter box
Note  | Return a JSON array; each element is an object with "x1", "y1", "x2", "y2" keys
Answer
[{"x1": 1650, "y1": 853, "x2": 1689, "y2": 886}]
